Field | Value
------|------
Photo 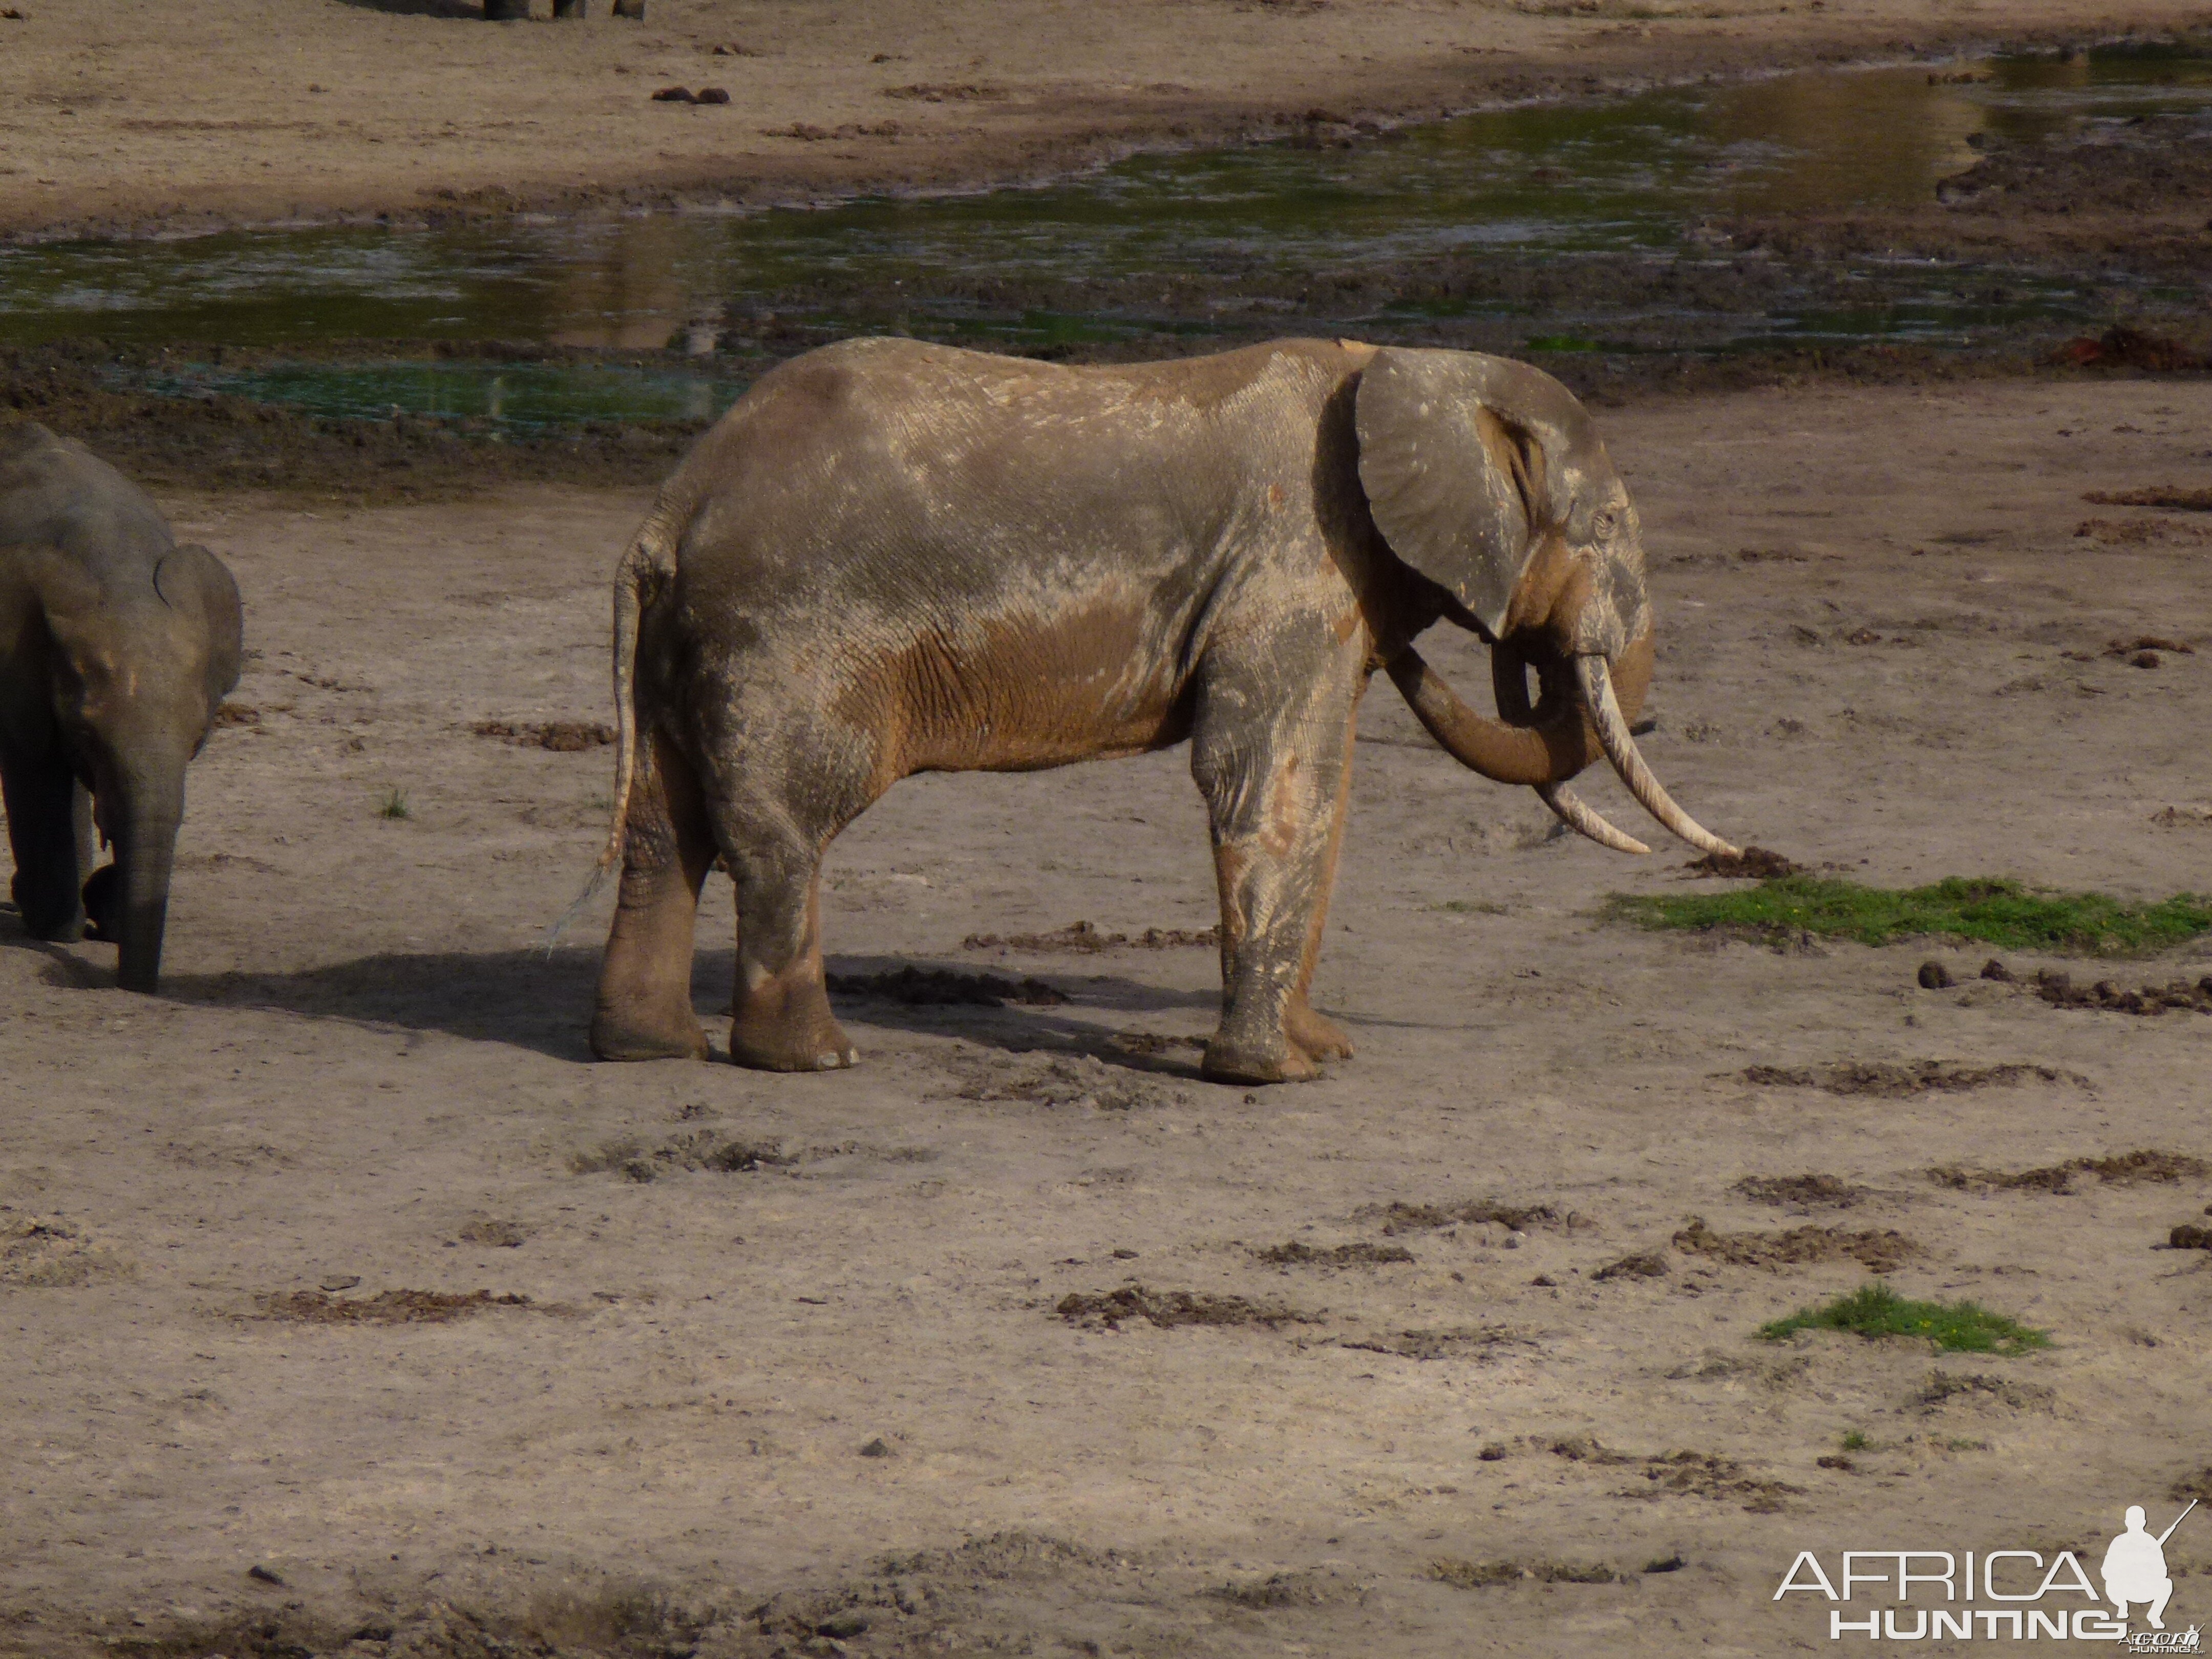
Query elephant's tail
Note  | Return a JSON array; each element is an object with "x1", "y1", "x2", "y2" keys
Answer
[{"x1": 548, "y1": 510, "x2": 678, "y2": 953}]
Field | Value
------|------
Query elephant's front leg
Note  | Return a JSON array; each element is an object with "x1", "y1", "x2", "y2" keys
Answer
[
  {"x1": 591, "y1": 728, "x2": 715, "y2": 1061},
  {"x1": 1, "y1": 749, "x2": 88, "y2": 943},
  {"x1": 1192, "y1": 637, "x2": 1364, "y2": 1086}
]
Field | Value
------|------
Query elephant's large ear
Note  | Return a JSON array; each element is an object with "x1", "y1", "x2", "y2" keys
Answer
[
  {"x1": 156, "y1": 543, "x2": 245, "y2": 703},
  {"x1": 1354, "y1": 348, "x2": 1587, "y2": 638}
]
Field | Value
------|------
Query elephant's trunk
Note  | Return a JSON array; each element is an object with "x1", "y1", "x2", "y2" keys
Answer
[
  {"x1": 1385, "y1": 628, "x2": 1651, "y2": 789},
  {"x1": 102, "y1": 764, "x2": 185, "y2": 994}
]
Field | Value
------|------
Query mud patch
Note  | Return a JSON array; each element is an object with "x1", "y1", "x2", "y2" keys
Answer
[
  {"x1": 1928, "y1": 1148, "x2": 2208, "y2": 1195},
  {"x1": 1253, "y1": 1241, "x2": 1415, "y2": 1267},
  {"x1": 470, "y1": 718, "x2": 614, "y2": 752},
  {"x1": 0, "y1": 1215, "x2": 128, "y2": 1287},
  {"x1": 1363, "y1": 1198, "x2": 1561, "y2": 1235},
  {"x1": 2085, "y1": 487, "x2": 2212, "y2": 513},
  {"x1": 1742, "y1": 1060, "x2": 2085, "y2": 1097},
  {"x1": 254, "y1": 1288, "x2": 536, "y2": 1324},
  {"x1": 1684, "y1": 846, "x2": 1804, "y2": 879},
  {"x1": 1672, "y1": 1217, "x2": 1919, "y2": 1273},
  {"x1": 456, "y1": 1217, "x2": 529, "y2": 1248},
  {"x1": 1429, "y1": 1557, "x2": 1620, "y2": 1588},
  {"x1": 1340, "y1": 1325, "x2": 1535, "y2": 1361},
  {"x1": 1592, "y1": 1251, "x2": 1669, "y2": 1282},
  {"x1": 963, "y1": 919, "x2": 1217, "y2": 952},
  {"x1": 1107, "y1": 1029, "x2": 1207, "y2": 1057},
  {"x1": 2072, "y1": 516, "x2": 2211, "y2": 547},
  {"x1": 1918, "y1": 1370, "x2": 2058, "y2": 1413},
  {"x1": 951, "y1": 1052, "x2": 1185, "y2": 1111},
  {"x1": 2031, "y1": 968, "x2": 2212, "y2": 1017},
  {"x1": 1054, "y1": 1285, "x2": 1317, "y2": 1332},
  {"x1": 572, "y1": 1131, "x2": 799, "y2": 1181},
  {"x1": 827, "y1": 966, "x2": 1068, "y2": 1006},
  {"x1": 1206, "y1": 1567, "x2": 1368, "y2": 1609},
  {"x1": 1732, "y1": 1174, "x2": 1867, "y2": 1209},
  {"x1": 1552, "y1": 1437, "x2": 1801, "y2": 1511}
]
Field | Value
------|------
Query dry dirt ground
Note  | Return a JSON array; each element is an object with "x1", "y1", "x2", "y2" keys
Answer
[
  {"x1": 5, "y1": 371, "x2": 2212, "y2": 1656},
  {"x1": 3, "y1": 0, "x2": 2209, "y2": 239}
]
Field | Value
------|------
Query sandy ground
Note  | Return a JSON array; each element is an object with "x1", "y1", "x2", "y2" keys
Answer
[
  {"x1": 5, "y1": 371, "x2": 2212, "y2": 1655},
  {"x1": 3, "y1": 0, "x2": 2210, "y2": 240}
]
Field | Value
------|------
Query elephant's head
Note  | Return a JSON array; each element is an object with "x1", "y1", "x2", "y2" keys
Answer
[
  {"x1": 33, "y1": 541, "x2": 243, "y2": 992},
  {"x1": 1355, "y1": 347, "x2": 1737, "y2": 857}
]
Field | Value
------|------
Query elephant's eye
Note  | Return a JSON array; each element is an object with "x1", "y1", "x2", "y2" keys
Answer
[{"x1": 1591, "y1": 509, "x2": 1619, "y2": 539}]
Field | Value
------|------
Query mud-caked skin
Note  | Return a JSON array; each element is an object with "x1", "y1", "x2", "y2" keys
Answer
[
  {"x1": 0, "y1": 423, "x2": 243, "y2": 994},
  {"x1": 592, "y1": 337, "x2": 1703, "y2": 1084}
]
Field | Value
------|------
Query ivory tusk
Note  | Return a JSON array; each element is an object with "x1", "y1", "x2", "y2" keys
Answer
[
  {"x1": 1536, "y1": 782, "x2": 1650, "y2": 855},
  {"x1": 1575, "y1": 656, "x2": 1742, "y2": 858}
]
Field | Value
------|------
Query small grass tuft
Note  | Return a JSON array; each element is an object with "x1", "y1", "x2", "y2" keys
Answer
[
  {"x1": 1840, "y1": 1430, "x2": 1869, "y2": 1452},
  {"x1": 377, "y1": 787, "x2": 412, "y2": 821},
  {"x1": 1758, "y1": 1283, "x2": 2050, "y2": 1356},
  {"x1": 1608, "y1": 875, "x2": 2212, "y2": 957}
]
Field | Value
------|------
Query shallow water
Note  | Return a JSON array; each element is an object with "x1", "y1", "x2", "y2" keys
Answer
[{"x1": 6, "y1": 43, "x2": 2207, "y2": 429}]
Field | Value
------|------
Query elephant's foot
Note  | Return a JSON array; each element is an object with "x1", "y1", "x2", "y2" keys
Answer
[
  {"x1": 1201, "y1": 1027, "x2": 1322, "y2": 1087},
  {"x1": 1285, "y1": 1001, "x2": 1355, "y2": 1063},
  {"x1": 11, "y1": 871, "x2": 85, "y2": 943},
  {"x1": 731, "y1": 974, "x2": 858, "y2": 1072},
  {"x1": 590, "y1": 1001, "x2": 711, "y2": 1062}
]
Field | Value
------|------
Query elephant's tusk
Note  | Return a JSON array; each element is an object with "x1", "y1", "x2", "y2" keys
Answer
[
  {"x1": 1536, "y1": 782, "x2": 1650, "y2": 855},
  {"x1": 1575, "y1": 655, "x2": 1741, "y2": 858}
]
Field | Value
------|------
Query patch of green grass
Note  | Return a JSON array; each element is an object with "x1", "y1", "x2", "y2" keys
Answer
[
  {"x1": 1839, "y1": 1430, "x2": 1869, "y2": 1452},
  {"x1": 1608, "y1": 875, "x2": 2212, "y2": 956},
  {"x1": 1758, "y1": 1283, "x2": 2050, "y2": 1356},
  {"x1": 377, "y1": 788, "x2": 412, "y2": 821}
]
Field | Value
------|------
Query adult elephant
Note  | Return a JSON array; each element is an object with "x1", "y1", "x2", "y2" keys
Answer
[
  {"x1": 0, "y1": 424, "x2": 243, "y2": 993},
  {"x1": 589, "y1": 337, "x2": 1738, "y2": 1083}
]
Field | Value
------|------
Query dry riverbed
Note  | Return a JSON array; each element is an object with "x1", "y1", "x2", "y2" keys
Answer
[{"x1": 4, "y1": 372, "x2": 2212, "y2": 1655}]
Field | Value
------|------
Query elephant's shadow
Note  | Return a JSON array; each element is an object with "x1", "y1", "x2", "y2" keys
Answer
[{"x1": 4, "y1": 914, "x2": 1220, "y2": 1073}]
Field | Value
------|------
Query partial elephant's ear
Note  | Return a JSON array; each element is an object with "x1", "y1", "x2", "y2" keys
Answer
[
  {"x1": 1354, "y1": 348, "x2": 1589, "y2": 638},
  {"x1": 156, "y1": 543, "x2": 245, "y2": 703}
]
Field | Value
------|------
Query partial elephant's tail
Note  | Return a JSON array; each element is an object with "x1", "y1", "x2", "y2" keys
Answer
[{"x1": 548, "y1": 508, "x2": 679, "y2": 953}]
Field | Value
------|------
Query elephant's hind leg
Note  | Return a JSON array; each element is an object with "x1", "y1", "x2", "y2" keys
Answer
[
  {"x1": 2, "y1": 751, "x2": 87, "y2": 943},
  {"x1": 725, "y1": 834, "x2": 856, "y2": 1072},
  {"x1": 591, "y1": 728, "x2": 714, "y2": 1061}
]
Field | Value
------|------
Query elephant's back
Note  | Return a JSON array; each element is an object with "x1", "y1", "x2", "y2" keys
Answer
[{"x1": 0, "y1": 422, "x2": 175, "y2": 578}]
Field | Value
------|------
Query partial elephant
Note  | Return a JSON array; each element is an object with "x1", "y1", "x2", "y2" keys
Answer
[
  {"x1": 589, "y1": 337, "x2": 1737, "y2": 1083},
  {"x1": 0, "y1": 423, "x2": 243, "y2": 993}
]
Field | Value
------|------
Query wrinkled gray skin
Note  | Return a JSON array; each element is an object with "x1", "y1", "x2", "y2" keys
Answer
[
  {"x1": 0, "y1": 424, "x2": 243, "y2": 993},
  {"x1": 593, "y1": 337, "x2": 1718, "y2": 1084}
]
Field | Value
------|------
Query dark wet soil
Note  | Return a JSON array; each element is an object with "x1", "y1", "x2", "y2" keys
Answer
[
  {"x1": 1684, "y1": 846, "x2": 1805, "y2": 879},
  {"x1": 1365, "y1": 1199, "x2": 1560, "y2": 1235},
  {"x1": 470, "y1": 718, "x2": 614, "y2": 751},
  {"x1": 1053, "y1": 1285, "x2": 1316, "y2": 1331},
  {"x1": 1732, "y1": 1174, "x2": 1868, "y2": 1209},
  {"x1": 826, "y1": 965, "x2": 1069, "y2": 1007},
  {"x1": 1592, "y1": 1251, "x2": 1669, "y2": 1282},
  {"x1": 962, "y1": 919, "x2": 1217, "y2": 952},
  {"x1": 1254, "y1": 1241, "x2": 1416, "y2": 1267},
  {"x1": 1550, "y1": 1438, "x2": 1801, "y2": 1511},
  {"x1": 1428, "y1": 1557, "x2": 1621, "y2": 1589},
  {"x1": 1927, "y1": 1147, "x2": 2209, "y2": 1193},
  {"x1": 1742, "y1": 1060, "x2": 2087, "y2": 1096},
  {"x1": 1672, "y1": 1217, "x2": 1919, "y2": 1273},
  {"x1": 253, "y1": 1288, "x2": 535, "y2": 1325}
]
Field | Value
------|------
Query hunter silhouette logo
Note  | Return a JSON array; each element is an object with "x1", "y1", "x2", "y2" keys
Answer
[{"x1": 2105, "y1": 1501, "x2": 2195, "y2": 1632}]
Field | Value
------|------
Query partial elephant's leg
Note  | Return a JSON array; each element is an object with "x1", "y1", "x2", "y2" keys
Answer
[
  {"x1": 1190, "y1": 628, "x2": 1366, "y2": 1085},
  {"x1": 1, "y1": 750, "x2": 87, "y2": 942},
  {"x1": 719, "y1": 817, "x2": 855, "y2": 1072},
  {"x1": 590, "y1": 727, "x2": 715, "y2": 1060}
]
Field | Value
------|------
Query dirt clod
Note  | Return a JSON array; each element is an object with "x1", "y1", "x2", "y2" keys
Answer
[
  {"x1": 1429, "y1": 1557, "x2": 1618, "y2": 1588},
  {"x1": 471, "y1": 718, "x2": 615, "y2": 751},
  {"x1": 1366, "y1": 1199, "x2": 1559, "y2": 1235},
  {"x1": 1919, "y1": 1371, "x2": 2057, "y2": 1412},
  {"x1": 1917, "y1": 960, "x2": 1954, "y2": 989},
  {"x1": 2085, "y1": 488, "x2": 2212, "y2": 513},
  {"x1": 1685, "y1": 846, "x2": 1804, "y2": 879},
  {"x1": 2168, "y1": 1224, "x2": 2212, "y2": 1250},
  {"x1": 573, "y1": 1132, "x2": 795, "y2": 1181},
  {"x1": 1207, "y1": 1568, "x2": 1366, "y2": 1608},
  {"x1": 1672, "y1": 1217, "x2": 1918, "y2": 1273},
  {"x1": 1744, "y1": 1060, "x2": 2081, "y2": 1097},
  {"x1": 1592, "y1": 1251, "x2": 1668, "y2": 1282},
  {"x1": 2053, "y1": 326, "x2": 2206, "y2": 372},
  {"x1": 962, "y1": 919, "x2": 1217, "y2": 952},
  {"x1": 1927, "y1": 1148, "x2": 2207, "y2": 1196},
  {"x1": 1731, "y1": 1174, "x2": 1866, "y2": 1209},
  {"x1": 827, "y1": 966, "x2": 1067, "y2": 1006},
  {"x1": 2033, "y1": 968, "x2": 2212, "y2": 1017},
  {"x1": 255, "y1": 1289, "x2": 534, "y2": 1324},
  {"x1": 456, "y1": 1217, "x2": 528, "y2": 1248},
  {"x1": 953, "y1": 1052, "x2": 1183, "y2": 1111},
  {"x1": 1054, "y1": 1285, "x2": 1316, "y2": 1332},
  {"x1": 1253, "y1": 1241, "x2": 1415, "y2": 1266},
  {"x1": 1341, "y1": 1326, "x2": 1533, "y2": 1361}
]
